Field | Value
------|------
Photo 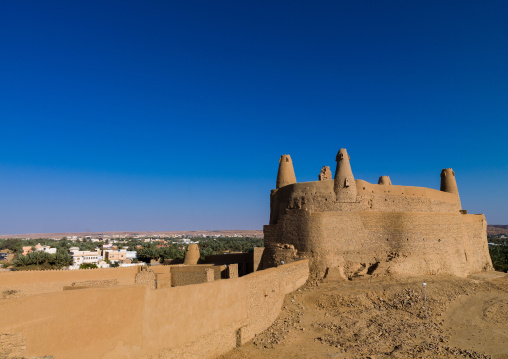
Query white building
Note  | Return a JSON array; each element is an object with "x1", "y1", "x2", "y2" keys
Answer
[
  {"x1": 70, "y1": 250, "x2": 102, "y2": 267},
  {"x1": 34, "y1": 244, "x2": 57, "y2": 254},
  {"x1": 125, "y1": 250, "x2": 137, "y2": 260},
  {"x1": 42, "y1": 247, "x2": 57, "y2": 254}
]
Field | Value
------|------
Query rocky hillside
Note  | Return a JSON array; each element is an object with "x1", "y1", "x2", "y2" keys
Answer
[{"x1": 221, "y1": 272, "x2": 508, "y2": 359}]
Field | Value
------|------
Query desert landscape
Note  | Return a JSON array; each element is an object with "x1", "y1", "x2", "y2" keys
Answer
[{"x1": 0, "y1": 230, "x2": 263, "y2": 240}]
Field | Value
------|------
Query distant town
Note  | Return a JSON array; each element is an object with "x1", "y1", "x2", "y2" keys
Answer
[
  {"x1": 1, "y1": 227, "x2": 506, "y2": 273},
  {"x1": 0, "y1": 229, "x2": 263, "y2": 240},
  {"x1": 0, "y1": 231, "x2": 264, "y2": 271}
]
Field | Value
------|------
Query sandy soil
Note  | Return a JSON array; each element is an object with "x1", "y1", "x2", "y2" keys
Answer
[{"x1": 221, "y1": 272, "x2": 508, "y2": 359}]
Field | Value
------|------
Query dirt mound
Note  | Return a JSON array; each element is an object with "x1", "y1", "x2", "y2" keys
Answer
[{"x1": 221, "y1": 273, "x2": 508, "y2": 359}]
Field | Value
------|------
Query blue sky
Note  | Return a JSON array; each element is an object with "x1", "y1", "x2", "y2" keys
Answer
[{"x1": 1, "y1": 1, "x2": 507, "y2": 234}]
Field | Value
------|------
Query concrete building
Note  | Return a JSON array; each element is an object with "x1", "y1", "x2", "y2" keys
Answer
[
  {"x1": 125, "y1": 251, "x2": 137, "y2": 261},
  {"x1": 20, "y1": 244, "x2": 56, "y2": 256},
  {"x1": 22, "y1": 246, "x2": 33, "y2": 256},
  {"x1": 103, "y1": 250, "x2": 129, "y2": 263},
  {"x1": 38, "y1": 245, "x2": 57, "y2": 254},
  {"x1": 71, "y1": 250, "x2": 102, "y2": 266}
]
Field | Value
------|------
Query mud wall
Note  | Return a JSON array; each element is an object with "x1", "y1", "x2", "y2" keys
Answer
[
  {"x1": 264, "y1": 210, "x2": 492, "y2": 278},
  {"x1": 0, "y1": 260, "x2": 309, "y2": 359},
  {"x1": 265, "y1": 175, "x2": 491, "y2": 278},
  {"x1": 0, "y1": 267, "x2": 139, "y2": 296},
  {"x1": 169, "y1": 265, "x2": 222, "y2": 286},
  {"x1": 270, "y1": 180, "x2": 461, "y2": 225}
]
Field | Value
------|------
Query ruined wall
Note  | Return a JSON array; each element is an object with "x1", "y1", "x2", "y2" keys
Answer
[
  {"x1": 0, "y1": 260, "x2": 309, "y2": 359},
  {"x1": 65, "y1": 279, "x2": 120, "y2": 289},
  {"x1": 204, "y1": 249, "x2": 265, "y2": 275},
  {"x1": 153, "y1": 266, "x2": 173, "y2": 289},
  {"x1": 135, "y1": 268, "x2": 157, "y2": 288},
  {"x1": 227, "y1": 263, "x2": 238, "y2": 278},
  {"x1": 204, "y1": 253, "x2": 252, "y2": 275},
  {"x1": 170, "y1": 265, "x2": 223, "y2": 286},
  {"x1": 0, "y1": 266, "x2": 139, "y2": 297},
  {"x1": 253, "y1": 247, "x2": 265, "y2": 271}
]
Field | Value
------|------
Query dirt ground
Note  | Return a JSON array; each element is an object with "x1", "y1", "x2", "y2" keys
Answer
[{"x1": 221, "y1": 272, "x2": 508, "y2": 359}]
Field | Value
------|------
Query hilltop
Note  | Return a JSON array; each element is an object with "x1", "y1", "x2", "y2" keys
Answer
[{"x1": 222, "y1": 272, "x2": 508, "y2": 359}]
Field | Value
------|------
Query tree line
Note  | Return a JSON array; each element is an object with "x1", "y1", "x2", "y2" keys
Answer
[
  {"x1": 12, "y1": 248, "x2": 73, "y2": 270},
  {"x1": 488, "y1": 236, "x2": 508, "y2": 272},
  {"x1": 137, "y1": 237, "x2": 264, "y2": 263},
  {"x1": 1, "y1": 236, "x2": 264, "y2": 269}
]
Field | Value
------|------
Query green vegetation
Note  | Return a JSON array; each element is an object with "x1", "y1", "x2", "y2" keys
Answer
[
  {"x1": 0, "y1": 238, "x2": 96, "y2": 254},
  {"x1": 0, "y1": 236, "x2": 264, "y2": 269},
  {"x1": 12, "y1": 248, "x2": 73, "y2": 270},
  {"x1": 488, "y1": 236, "x2": 508, "y2": 272},
  {"x1": 80, "y1": 263, "x2": 98, "y2": 269},
  {"x1": 137, "y1": 237, "x2": 264, "y2": 263},
  {"x1": 196, "y1": 237, "x2": 264, "y2": 259}
]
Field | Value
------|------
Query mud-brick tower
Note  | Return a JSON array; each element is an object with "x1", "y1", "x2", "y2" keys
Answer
[
  {"x1": 440, "y1": 168, "x2": 461, "y2": 206},
  {"x1": 378, "y1": 176, "x2": 392, "y2": 185},
  {"x1": 334, "y1": 148, "x2": 357, "y2": 202},
  {"x1": 184, "y1": 244, "x2": 200, "y2": 265},
  {"x1": 276, "y1": 155, "x2": 297, "y2": 189},
  {"x1": 263, "y1": 148, "x2": 492, "y2": 278}
]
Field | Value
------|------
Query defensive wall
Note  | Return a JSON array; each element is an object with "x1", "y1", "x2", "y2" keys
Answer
[
  {"x1": 203, "y1": 247, "x2": 264, "y2": 275},
  {"x1": 0, "y1": 266, "x2": 140, "y2": 296},
  {"x1": 264, "y1": 149, "x2": 493, "y2": 278},
  {"x1": 0, "y1": 260, "x2": 309, "y2": 359},
  {"x1": 0, "y1": 248, "x2": 265, "y2": 297},
  {"x1": 169, "y1": 264, "x2": 223, "y2": 286}
]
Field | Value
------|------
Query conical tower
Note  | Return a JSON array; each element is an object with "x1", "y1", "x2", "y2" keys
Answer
[
  {"x1": 440, "y1": 168, "x2": 459, "y2": 194},
  {"x1": 184, "y1": 244, "x2": 200, "y2": 265},
  {"x1": 440, "y1": 168, "x2": 461, "y2": 207},
  {"x1": 378, "y1": 176, "x2": 392, "y2": 185},
  {"x1": 334, "y1": 148, "x2": 357, "y2": 202},
  {"x1": 318, "y1": 166, "x2": 332, "y2": 181},
  {"x1": 276, "y1": 154, "x2": 297, "y2": 189}
]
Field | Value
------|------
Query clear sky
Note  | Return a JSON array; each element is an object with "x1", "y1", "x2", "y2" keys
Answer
[{"x1": 1, "y1": 1, "x2": 507, "y2": 234}]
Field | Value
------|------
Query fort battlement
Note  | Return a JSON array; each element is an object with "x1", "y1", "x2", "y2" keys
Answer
[{"x1": 264, "y1": 148, "x2": 493, "y2": 278}]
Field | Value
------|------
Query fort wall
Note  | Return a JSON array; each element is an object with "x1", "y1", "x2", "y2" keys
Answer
[
  {"x1": 204, "y1": 253, "x2": 252, "y2": 275},
  {"x1": 169, "y1": 265, "x2": 223, "y2": 286},
  {"x1": 266, "y1": 201, "x2": 490, "y2": 278},
  {"x1": 271, "y1": 180, "x2": 461, "y2": 222},
  {"x1": 0, "y1": 266, "x2": 139, "y2": 296},
  {"x1": 264, "y1": 148, "x2": 492, "y2": 278},
  {"x1": 0, "y1": 260, "x2": 309, "y2": 359}
]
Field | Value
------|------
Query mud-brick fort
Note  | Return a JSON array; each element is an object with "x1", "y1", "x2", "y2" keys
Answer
[
  {"x1": 0, "y1": 148, "x2": 494, "y2": 359},
  {"x1": 263, "y1": 148, "x2": 493, "y2": 278}
]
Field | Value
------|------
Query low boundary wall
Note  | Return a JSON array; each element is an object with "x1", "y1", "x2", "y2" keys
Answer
[
  {"x1": 0, "y1": 266, "x2": 139, "y2": 296},
  {"x1": 0, "y1": 260, "x2": 309, "y2": 359}
]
